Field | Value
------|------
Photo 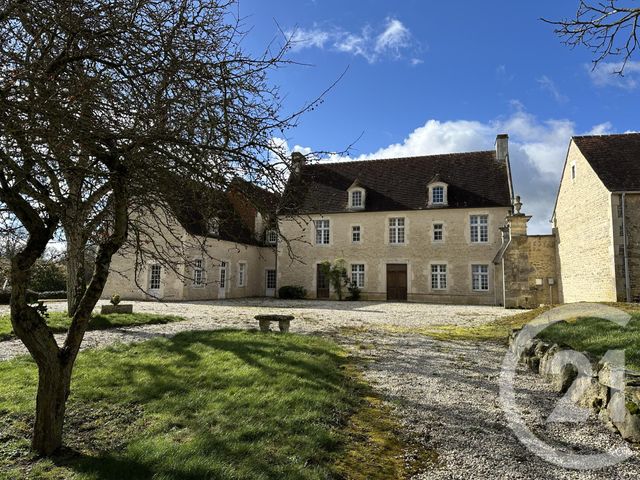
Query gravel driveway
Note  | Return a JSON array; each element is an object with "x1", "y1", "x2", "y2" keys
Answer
[
  {"x1": 1, "y1": 299, "x2": 638, "y2": 477},
  {"x1": 0, "y1": 298, "x2": 511, "y2": 360},
  {"x1": 342, "y1": 330, "x2": 640, "y2": 479}
]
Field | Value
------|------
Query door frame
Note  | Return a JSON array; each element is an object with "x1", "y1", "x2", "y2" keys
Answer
[
  {"x1": 316, "y1": 263, "x2": 330, "y2": 299},
  {"x1": 386, "y1": 263, "x2": 408, "y2": 301},
  {"x1": 218, "y1": 261, "x2": 228, "y2": 299},
  {"x1": 265, "y1": 268, "x2": 276, "y2": 297}
]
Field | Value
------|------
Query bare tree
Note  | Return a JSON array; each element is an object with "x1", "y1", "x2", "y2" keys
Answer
[
  {"x1": 544, "y1": 1, "x2": 640, "y2": 73},
  {"x1": 0, "y1": 0, "x2": 319, "y2": 455}
]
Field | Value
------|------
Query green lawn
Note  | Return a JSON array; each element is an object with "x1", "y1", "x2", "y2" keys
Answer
[
  {"x1": 538, "y1": 313, "x2": 640, "y2": 371},
  {"x1": 0, "y1": 312, "x2": 184, "y2": 341},
  {"x1": 0, "y1": 330, "x2": 425, "y2": 480}
]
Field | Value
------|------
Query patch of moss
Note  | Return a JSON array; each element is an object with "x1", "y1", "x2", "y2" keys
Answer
[
  {"x1": 626, "y1": 401, "x2": 639, "y2": 416},
  {"x1": 334, "y1": 363, "x2": 438, "y2": 479}
]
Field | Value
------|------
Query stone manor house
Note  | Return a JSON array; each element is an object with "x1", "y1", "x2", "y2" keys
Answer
[{"x1": 104, "y1": 132, "x2": 640, "y2": 307}]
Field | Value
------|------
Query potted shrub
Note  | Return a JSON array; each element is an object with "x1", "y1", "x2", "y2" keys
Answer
[{"x1": 100, "y1": 293, "x2": 133, "y2": 314}]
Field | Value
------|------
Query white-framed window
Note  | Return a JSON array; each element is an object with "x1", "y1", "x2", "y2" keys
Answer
[
  {"x1": 472, "y1": 264, "x2": 489, "y2": 291},
  {"x1": 351, "y1": 225, "x2": 361, "y2": 243},
  {"x1": 193, "y1": 259, "x2": 205, "y2": 287},
  {"x1": 351, "y1": 190, "x2": 362, "y2": 208},
  {"x1": 351, "y1": 264, "x2": 365, "y2": 288},
  {"x1": 431, "y1": 264, "x2": 447, "y2": 290},
  {"x1": 149, "y1": 264, "x2": 161, "y2": 290},
  {"x1": 470, "y1": 215, "x2": 489, "y2": 243},
  {"x1": 432, "y1": 186, "x2": 444, "y2": 204},
  {"x1": 314, "y1": 219, "x2": 330, "y2": 245},
  {"x1": 389, "y1": 217, "x2": 405, "y2": 244},
  {"x1": 433, "y1": 223, "x2": 443, "y2": 242},
  {"x1": 266, "y1": 269, "x2": 277, "y2": 289},
  {"x1": 219, "y1": 261, "x2": 227, "y2": 288},
  {"x1": 266, "y1": 229, "x2": 278, "y2": 245},
  {"x1": 238, "y1": 262, "x2": 247, "y2": 287}
]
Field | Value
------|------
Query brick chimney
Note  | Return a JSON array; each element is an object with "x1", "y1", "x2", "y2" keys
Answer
[{"x1": 495, "y1": 134, "x2": 508, "y2": 164}]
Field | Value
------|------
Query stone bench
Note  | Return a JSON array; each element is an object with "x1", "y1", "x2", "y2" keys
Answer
[{"x1": 255, "y1": 314, "x2": 294, "y2": 333}]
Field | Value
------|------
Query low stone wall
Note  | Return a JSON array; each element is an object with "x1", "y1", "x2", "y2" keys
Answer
[{"x1": 509, "y1": 327, "x2": 640, "y2": 443}]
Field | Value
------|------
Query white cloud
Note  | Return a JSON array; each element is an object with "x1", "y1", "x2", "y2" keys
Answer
[
  {"x1": 288, "y1": 27, "x2": 331, "y2": 51},
  {"x1": 286, "y1": 18, "x2": 420, "y2": 64},
  {"x1": 587, "y1": 61, "x2": 640, "y2": 90},
  {"x1": 270, "y1": 137, "x2": 312, "y2": 159},
  {"x1": 323, "y1": 110, "x2": 613, "y2": 234},
  {"x1": 537, "y1": 75, "x2": 568, "y2": 104},
  {"x1": 587, "y1": 122, "x2": 613, "y2": 135},
  {"x1": 375, "y1": 18, "x2": 411, "y2": 55}
]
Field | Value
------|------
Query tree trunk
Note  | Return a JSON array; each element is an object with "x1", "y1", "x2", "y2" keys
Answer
[
  {"x1": 65, "y1": 230, "x2": 86, "y2": 316},
  {"x1": 32, "y1": 362, "x2": 72, "y2": 455}
]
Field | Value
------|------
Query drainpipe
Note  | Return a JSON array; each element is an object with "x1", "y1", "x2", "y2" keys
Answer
[{"x1": 622, "y1": 192, "x2": 631, "y2": 302}]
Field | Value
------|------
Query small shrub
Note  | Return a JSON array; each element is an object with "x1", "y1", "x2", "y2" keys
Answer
[
  {"x1": 110, "y1": 294, "x2": 121, "y2": 306},
  {"x1": 278, "y1": 285, "x2": 307, "y2": 299},
  {"x1": 347, "y1": 282, "x2": 361, "y2": 301}
]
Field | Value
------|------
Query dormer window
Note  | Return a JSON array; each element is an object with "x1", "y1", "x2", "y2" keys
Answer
[
  {"x1": 432, "y1": 186, "x2": 444, "y2": 204},
  {"x1": 347, "y1": 179, "x2": 366, "y2": 210},
  {"x1": 207, "y1": 218, "x2": 220, "y2": 236},
  {"x1": 351, "y1": 190, "x2": 363, "y2": 208},
  {"x1": 426, "y1": 175, "x2": 448, "y2": 207},
  {"x1": 265, "y1": 229, "x2": 278, "y2": 245}
]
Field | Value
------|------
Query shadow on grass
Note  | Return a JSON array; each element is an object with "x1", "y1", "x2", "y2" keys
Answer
[{"x1": 2, "y1": 330, "x2": 356, "y2": 480}]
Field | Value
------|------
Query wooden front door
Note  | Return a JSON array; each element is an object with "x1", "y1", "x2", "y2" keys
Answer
[
  {"x1": 316, "y1": 264, "x2": 330, "y2": 299},
  {"x1": 386, "y1": 264, "x2": 407, "y2": 301}
]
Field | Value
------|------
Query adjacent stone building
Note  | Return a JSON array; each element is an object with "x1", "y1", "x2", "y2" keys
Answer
[
  {"x1": 103, "y1": 179, "x2": 278, "y2": 301},
  {"x1": 552, "y1": 133, "x2": 640, "y2": 303}
]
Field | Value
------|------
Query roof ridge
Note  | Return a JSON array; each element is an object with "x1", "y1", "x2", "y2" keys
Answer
[
  {"x1": 573, "y1": 132, "x2": 640, "y2": 139},
  {"x1": 311, "y1": 150, "x2": 496, "y2": 167}
]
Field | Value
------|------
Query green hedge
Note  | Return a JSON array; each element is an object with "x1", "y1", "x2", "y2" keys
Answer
[
  {"x1": 0, "y1": 289, "x2": 66, "y2": 304},
  {"x1": 278, "y1": 285, "x2": 307, "y2": 299}
]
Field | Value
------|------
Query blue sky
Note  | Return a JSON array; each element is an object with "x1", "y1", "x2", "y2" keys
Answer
[{"x1": 239, "y1": 0, "x2": 640, "y2": 233}]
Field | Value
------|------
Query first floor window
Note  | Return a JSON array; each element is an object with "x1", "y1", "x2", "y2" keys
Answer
[
  {"x1": 315, "y1": 219, "x2": 330, "y2": 244},
  {"x1": 351, "y1": 264, "x2": 365, "y2": 288},
  {"x1": 472, "y1": 264, "x2": 489, "y2": 291},
  {"x1": 389, "y1": 217, "x2": 405, "y2": 244},
  {"x1": 431, "y1": 264, "x2": 447, "y2": 290},
  {"x1": 193, "y1": 259, "x2": 204, "y2": 286},
  {"x1": 149, "y1": 264, "x2": 161, "y2": 290},
  {"x1": 470, "y1": 215, "x2": 488, "y2": 243},
  {"x1": 352, "y1": 225, "x2": 361, "y2": 243},
  {"x1": 433, "y1": 223, "x2": 443, "y2": 242},
  {"x1": 238, "y1": 262, "x2": 247, "y2": 287}
]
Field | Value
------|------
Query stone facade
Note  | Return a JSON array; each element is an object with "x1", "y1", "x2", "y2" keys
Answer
[
  {"x1": 619, "y1": 193, "x2": 640, "y2": 301},
  {"x1": 553, "y1": 142, "x2": 617, "y2": 303},
  {"x1": 277, "y1": 207, "x2": 511, "y2": 304},
  {"x1": 500, "y1": 214, "x2": 558, "y2": 308}
]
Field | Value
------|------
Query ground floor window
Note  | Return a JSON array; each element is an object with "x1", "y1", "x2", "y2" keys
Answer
[
  {"x1": 472, "y1": 264, "x2": 489, "y2": 291},
  {"x1": 238, "y1": 262, "x2": 247, "y2": 287},
  {"x1": 193, "y1": 259, "x2": 204, "y2": 286},
  {"x1": 149, "y1": 264, "x2": 161, "y2": 290},
  {"x1": 351, "y1": 264, "x2": 365, "y2": 288},
  {"x1": 431, "y1": 264, "x2": 447, "y2": 290}
]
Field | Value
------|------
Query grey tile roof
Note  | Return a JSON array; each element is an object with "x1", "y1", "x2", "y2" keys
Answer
[
  {"x1": 573, "y1": 133, "x2": 640, "y2": 191},
  {"x1": 288, "y1": 151, "x2": 512, "y2": 213}
]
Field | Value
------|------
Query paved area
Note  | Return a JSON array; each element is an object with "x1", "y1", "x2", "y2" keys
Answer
[
  {"x1": 1, "y1": 299, "x2": 638, "y2": 477},
  {"x1": 0, "y1": 299, "x2": 511, "y2": 360}
]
